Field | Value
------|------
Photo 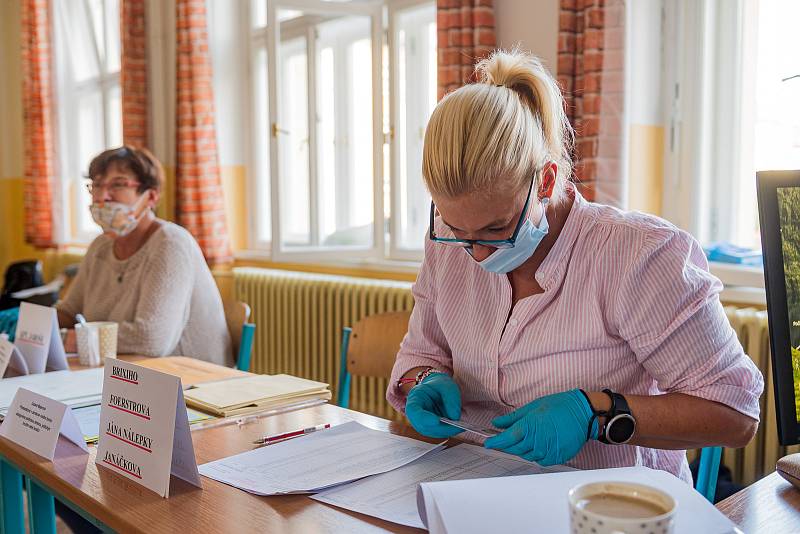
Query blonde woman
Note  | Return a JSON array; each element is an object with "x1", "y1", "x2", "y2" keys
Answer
[{"x1": 387, "y1": 50, "x2": 763, "y2": 482}]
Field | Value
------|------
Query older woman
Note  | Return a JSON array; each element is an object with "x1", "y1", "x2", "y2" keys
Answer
[
  {"x1": 387, "y1": 50, "x2": 763, "y2": 483},
  {"x1": 56, "y1": 146, "x2": 232, "y2": 366}
]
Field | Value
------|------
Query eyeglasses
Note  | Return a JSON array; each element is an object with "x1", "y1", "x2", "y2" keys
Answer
[
  {"x1": 85, "y1": 178, "x2": 140, "y2": 197},
  {"x1": 429, "y1": 175, "x2": 536, "y2": 249}
]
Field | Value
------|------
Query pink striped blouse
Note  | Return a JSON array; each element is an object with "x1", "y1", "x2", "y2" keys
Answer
[{"x1": 387, "y1": 187, "x2": 764, "y2": 483}]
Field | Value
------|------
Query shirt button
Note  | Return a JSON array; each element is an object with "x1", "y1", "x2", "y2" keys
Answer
[{"x1": 508, "y1": 318, "x2": 518, "y2": 327}]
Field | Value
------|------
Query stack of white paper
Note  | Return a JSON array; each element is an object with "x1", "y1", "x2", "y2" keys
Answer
[
  {"x1": 417, "y1": 466, "x2": 739, "y2": 534},
  {"x1": 0, "y1": 368, "x2": 104, "y2": 417},
  {"x1": 312, "y1": 443, "x2": 573, "y2": 528},
  {"x1": 198, "y1": 421, "x2": 444, "y2": 495}
]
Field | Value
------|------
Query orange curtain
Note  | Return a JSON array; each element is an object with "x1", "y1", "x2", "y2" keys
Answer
[
  {"x1": 558, "y1": 0, "x2": 626, "y2": 205},
  {"x1": 121, "y1": 0, "x2": 148, "y2": 148},
  {"x1": 21, "y1": 0, "x2": 57, "y2": 248},
  {"x1": 175, "y1": 0, "x2": 232, "y2": 265},
  {"x1": 437, "y1": 0, "x2": 496, "y2": 100}
]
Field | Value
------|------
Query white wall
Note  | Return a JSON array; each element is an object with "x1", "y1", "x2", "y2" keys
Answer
[{"x1": 494, "y1": 0, "x2": 559, "y2": 74}]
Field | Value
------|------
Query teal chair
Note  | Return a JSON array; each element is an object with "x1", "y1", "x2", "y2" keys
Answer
[
  {"x1": 225, "y1": 301, "x2": 255, "y2": 372},
  {"x1": 337, "y1": 311, "x2": 412, "y2": 409},
  {"x1": 0, "y1": 307, "x2": 19, "y2": 341},
  {"x1": 696, "y1": 446, "x2": 723, "y2": 503}
]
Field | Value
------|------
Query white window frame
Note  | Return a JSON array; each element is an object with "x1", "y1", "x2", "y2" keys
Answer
[
  {"x1": 387, "y1": 0, "x2": 436, "y2": 261},
  {"x1": 54, "y1": 0, "x2": 121, "y2": 244},
  {"x1": 661, "y1": 0, "x2": 751, "y2": 245},
  {"x1": 264, "y1": 0, "x2": 385, "y2": 263}
]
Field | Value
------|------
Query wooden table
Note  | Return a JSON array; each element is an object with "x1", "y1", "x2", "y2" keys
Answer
[
  {"x1": 4, "y1": 356, "x2": 799, "y2": 533},
  {"x1": 716, "y1": 471, "x2": 800, "y2": 534},
  {"x1": 0, "y1": 357, "x2": 427, "y2": 533}
]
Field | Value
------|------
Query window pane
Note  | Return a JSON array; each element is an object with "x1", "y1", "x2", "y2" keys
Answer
[
  {"x1": 88, "y1": 0, "x2": 106, "y2": 68},
  {"x1": 105, "y1": 0, "x2": 120, "y2": 73},
  {"x1": 77, "y1": 91, "x2": 106, "y2": 235},
  {"x1": 251, "y1": 0, "x2": 266, "y2": 29},
  {"x1": 345, "y1": 37, "x2": 374, "y2": 245},
  {"x1": 253, "y1": 45, "x2": 271, "y2": 243},
  {"x1": 279, "y1": 36, "x2": 310, "y2": 246},
  {"x1": 318, "y1": 46, "x2": 337, "y2": 242},
  {"x1": 394, "y1": 4, "x2": 436, "y2": 251},
  {"x1": 107, "y1": 84, "x2": 122, "y2": 147},
  {"x1": 61, "y1": 1, "x2": 100, "y2": 82},
  {"x1": 312, "y1": 15, "x2": 374, "y2": 248}
]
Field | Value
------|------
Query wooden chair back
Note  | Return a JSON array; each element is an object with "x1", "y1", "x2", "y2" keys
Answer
[{"x1": 346, "y1": 311, "x2": 412, "y2": 378}]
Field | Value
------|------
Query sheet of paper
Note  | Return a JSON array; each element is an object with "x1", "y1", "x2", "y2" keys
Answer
[
  {"x1": 312, "y1": 443, "x2": 572, "y2": 528},
  {"x1": 0, "y1": 368, "x2": 104, "y2": 416},
  {"x1": 417, "y1": 466, "x2": 738, "y2": 534},
  {"x1": 199, "y1": 421, "x2": 443, "y2": 495},
  {"x1": 72, "y1": 403, "x2": 212, "y2": 443}
]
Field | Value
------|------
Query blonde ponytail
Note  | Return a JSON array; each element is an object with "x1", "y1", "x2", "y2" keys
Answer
[{"x1": 422, "y1": 49, "x2": 574, "y2": 201}]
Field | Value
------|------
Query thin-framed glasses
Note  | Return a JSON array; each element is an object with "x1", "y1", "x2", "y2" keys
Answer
[
  {"x1": 429, "y1": 175, "x2": 536, "y2": 249},
  {"x1": 85, "y1": 178, "x2": 140, "y2": 198}
]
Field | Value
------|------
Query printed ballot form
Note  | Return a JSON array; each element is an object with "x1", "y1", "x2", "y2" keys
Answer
[
  {"x1": 0, "y1": 388, "x2": 88, "y2": 460},
  {"x1": 14, "y1": 302, "x2": 68, "y2": 374},
  {"x1": 96, "y1": 359, "x2": 201, "y2": 497}
]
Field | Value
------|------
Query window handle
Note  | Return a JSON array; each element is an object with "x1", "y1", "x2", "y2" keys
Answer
[{"x1": 272, "y1": 123, "x2": 290, "y2": 137}]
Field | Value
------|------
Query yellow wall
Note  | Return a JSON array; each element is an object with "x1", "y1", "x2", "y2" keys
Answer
[{"x1": 627, "y1": 124, "x2": 664, "y2": 216}]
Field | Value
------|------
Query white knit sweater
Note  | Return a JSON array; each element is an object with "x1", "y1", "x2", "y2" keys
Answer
[{"x1": 57, "y1": 221, "x2": 233, "y2": 366}]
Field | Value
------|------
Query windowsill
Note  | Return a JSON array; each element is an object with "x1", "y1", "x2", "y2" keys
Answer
[
  {"x1": 233, "y1": 250, "x2": 421, "y2": 281},
  {"x1": 708, "y1": 261, "x2": 766, "y2": 306}
]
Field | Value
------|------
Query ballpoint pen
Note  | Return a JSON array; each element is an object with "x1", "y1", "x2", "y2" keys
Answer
[{"x1": 252, "y1": 423, "x2": 331, "y2": 445}]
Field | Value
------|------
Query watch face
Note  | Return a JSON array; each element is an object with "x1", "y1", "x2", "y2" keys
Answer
[{"x1": 607, "y1": 414, "x2": 636, "y2": 444}]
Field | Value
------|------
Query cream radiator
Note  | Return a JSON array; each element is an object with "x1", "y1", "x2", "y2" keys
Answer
[
  {"x1": 233, "y1": 268, "x2": 414, "y2": 421},
  {"x1": 686, "y1": 306, "x2": 800, "y2": 485},
  {"x1": 234, "y1": 268, "x2": 794, "y2": 484}
]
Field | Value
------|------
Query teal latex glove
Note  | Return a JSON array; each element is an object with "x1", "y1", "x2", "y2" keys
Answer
[
  {"x1": 483, "y1": 389, "x2": 598, "y2": 466},
  {"x1": 405, "y1": 373, "x2": 464, "y2": 438}
]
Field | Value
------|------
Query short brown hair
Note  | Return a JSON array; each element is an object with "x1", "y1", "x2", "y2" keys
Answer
[{"x1": 87, "y1": 145, "x2": 164, "y2": 194}]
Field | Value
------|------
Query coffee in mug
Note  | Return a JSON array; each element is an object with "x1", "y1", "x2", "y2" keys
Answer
[{"x1": 568, "y1": 481, "x2": 676, "y2": 534}]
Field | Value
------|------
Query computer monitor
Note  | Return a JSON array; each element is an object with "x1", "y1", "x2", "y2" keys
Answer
[{"x1": 757, "y1": 170, "x2": 800, "y2": 446}]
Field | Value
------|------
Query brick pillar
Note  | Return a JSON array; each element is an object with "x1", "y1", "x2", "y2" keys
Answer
[
  {"x1": 558, "y1": 0, "x2": 626, "y2": 205},
  {"x1": 437, "y1": 0, "x2": 496, "y2": 100},
  {"x1": 175, "y1": 0, "x2": 232, "y2": 265},
  {"x1": 21, "y1": 0, "x2": 57, "y2": 248},
  {"x1": 121, "y1": 0, "x2": 148, "y2": 148}
]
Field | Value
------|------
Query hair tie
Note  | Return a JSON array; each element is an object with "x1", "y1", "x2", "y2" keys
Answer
[{"x1": 495, "y1": 84, "x2": 504, "y2": 88}]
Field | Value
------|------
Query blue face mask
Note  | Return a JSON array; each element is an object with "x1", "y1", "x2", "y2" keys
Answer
[{"x1": 468, "y1": 198, "x2": 550, "y2": 274}]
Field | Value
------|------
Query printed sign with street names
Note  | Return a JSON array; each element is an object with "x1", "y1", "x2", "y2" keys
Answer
[
  {"x1": 0, "y1": 388, "x2": 89, "y2": 459},
  {"x1": 14, "y1": 302, "x2": 68, "y2": 374},
  {"x1": 96, "y1": 359, "x2": 202, "y2": 497}
]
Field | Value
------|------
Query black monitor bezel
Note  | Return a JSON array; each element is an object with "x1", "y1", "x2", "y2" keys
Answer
[{"x1": 757, "y1": 170, "x2": 800, "y2": 446}]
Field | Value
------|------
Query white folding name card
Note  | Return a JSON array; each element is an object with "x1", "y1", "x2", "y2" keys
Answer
[
  {"x1": 0, "y1": 388, "x2": 89, "y2": 459},
  {"x1": 0, "y1": 335, "x2": 15, "y2": 378},
  {"x1": 14, "y1": 302, "x2": 68, "y2": 374},
  {"x1": 96, "y1": 359, "x2": 202, "y2": 497}
]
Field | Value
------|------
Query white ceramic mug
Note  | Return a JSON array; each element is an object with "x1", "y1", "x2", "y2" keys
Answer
[
  {"x1": 75, "y1": 321, "x2": 118, "y2": 365},
  {"x1": 568, "y1": 481, "x2": 676, "y2": 534}
]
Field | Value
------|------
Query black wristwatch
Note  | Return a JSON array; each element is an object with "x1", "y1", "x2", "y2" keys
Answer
[{"x1": 598, "y1": 389, "x2": 636, "y2": 444}]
